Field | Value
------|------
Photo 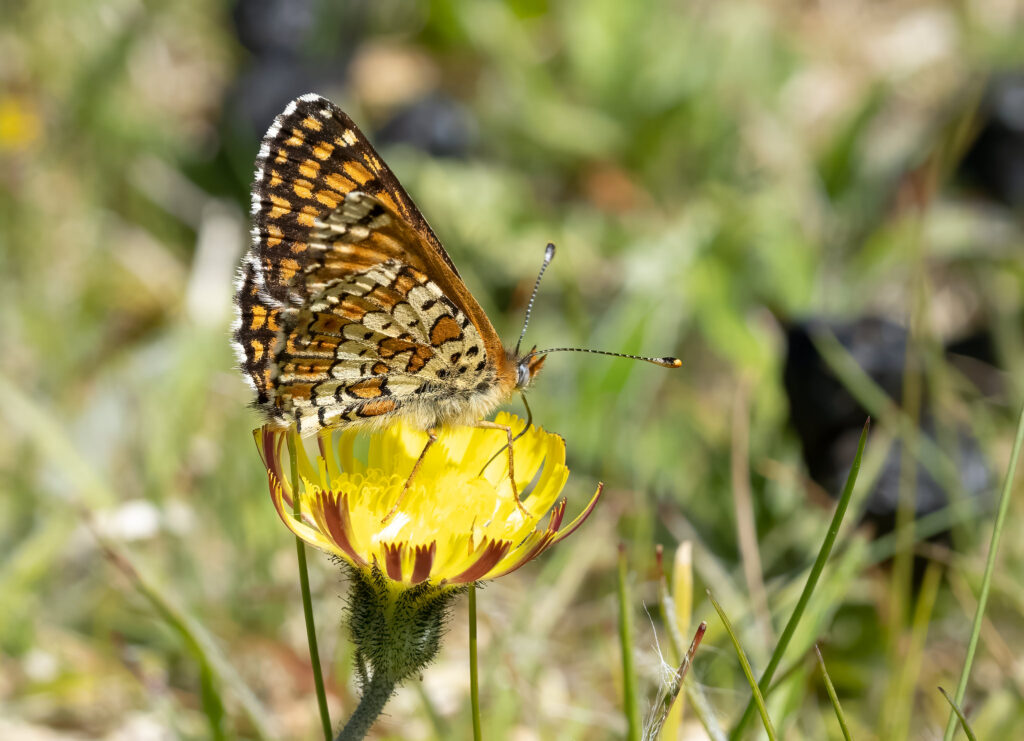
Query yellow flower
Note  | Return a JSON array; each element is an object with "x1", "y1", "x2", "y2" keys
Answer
[{"x1": 256, "y1": 412, "x2": 601, "y2": 586}]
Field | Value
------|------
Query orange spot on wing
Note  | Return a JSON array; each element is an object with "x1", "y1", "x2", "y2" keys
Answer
[
  {"x1": 297, "y1": 205, "x2": 318, "y2": 227},
  {"x1": 375, "y1": 192, "x2": 399, "y2": 212},
  {"x1": 392, "y1": 273, "x2": 417, "y2": 296},
  {"x1": 293, "y1": 178, "x2": 313, "y2": 199},
  {"x1": 269, "y1": 170, "x2": 283, "y2": 188},
  {"x1": 338, "y1": 300, "x2": 367, "y2": 322},
  {"x1": 357, "y1": 398, "x2": 396, "y2": 417},
  {"x1": 429, "y1": 316, "x2": 463, "y2": 346},
  {"x1": 299, "y1": 159, "x2": 320, "y2": 178},
  {"x1": 301, "y1": 116, "x2": 323, "y2": 132},
  {"x1": 349, "y1": 378, "x2": 384, "y2": 399},
  {"x1": 250, "y1": 305, "x2": 268, "y2": 330},
  {"x1": 268, "y1": 194, "x2": 291, "y2": 220},
  {"x1": 313, "y1": 142, "x2": 335, "y2": 160},
  {"x1": 343, "y1": 161, "x2": 374, "y2": 185},
  {"x1": 266, "y1": 223, "x2": 283, "y2": 247},
  {"x1": 279, "y1": 257, "x2": 300, "y2": 284},
  {"x1": 250, "y1": 340, "x2": 264, "y2": 361},
  {"x1": 315, "y1": 190, "x2": 340, "y2": 208},
  {"x1": 312, "y1": 314, "x2": 345, "y2": 334}
]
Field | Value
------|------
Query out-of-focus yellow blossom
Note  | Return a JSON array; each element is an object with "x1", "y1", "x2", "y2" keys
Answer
[{"x1": 0, "y1": 95, "x2": 41, "y2": 152}]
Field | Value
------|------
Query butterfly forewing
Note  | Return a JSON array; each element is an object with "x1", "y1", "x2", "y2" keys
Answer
[{"x1": 234, "y1": 94, "x2": 512, "y2": 432}]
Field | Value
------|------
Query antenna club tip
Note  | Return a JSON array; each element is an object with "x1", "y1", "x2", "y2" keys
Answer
[
  {"x1": 664, "y1": 357, "x2": 683, "y2": 368},
  {"x1": 544, "y1": 242, "x2": 556, "y2": 259}
]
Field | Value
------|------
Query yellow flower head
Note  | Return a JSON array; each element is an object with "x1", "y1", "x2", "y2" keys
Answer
[{"x1": 256, "y1": 412, "x2": 601, "y2": 586}]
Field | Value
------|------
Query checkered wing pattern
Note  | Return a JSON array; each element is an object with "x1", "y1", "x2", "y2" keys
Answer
[{"x1": 233, "y1": 95, "x2": 510, "y2": 431}]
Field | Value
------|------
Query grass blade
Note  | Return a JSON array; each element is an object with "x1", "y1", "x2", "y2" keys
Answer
[
  {"x1": 731, "y1": 419, "x2": 870, "y2": 738},
  {"x1": 942, "y1": 405, "x2": 1024, "y2": 740},
  {"x1": 708, "y1": 591, "x2": 777, "y2": 741},
  {"x1": 618, "y1": 543, "x2": 641, "y2": 741},
  {"x1": 92, "y1": 528, "x2": 274, "y2": 739},
  {"x1": 814, "y1": 645, "x2": 852, "y2": 741},
  {"x1": 469, "y1": 584, "x2": 483, "y2": 741},
  {"x1": 939, "y1": 687, "x2": 979, "y2": 741}
]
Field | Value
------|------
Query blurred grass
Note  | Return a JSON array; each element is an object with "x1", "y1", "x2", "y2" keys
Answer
[{"x1": 2, "y1": 0, "x2": 1024, "y2": 739}]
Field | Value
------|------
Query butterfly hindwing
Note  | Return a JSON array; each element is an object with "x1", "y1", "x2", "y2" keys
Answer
[
  {"x1": 234, "y1": 95, "x2": 512, "y2": 432},
  {"x1": 276, "y1": 256, "x2": 494, "y2": 432}
]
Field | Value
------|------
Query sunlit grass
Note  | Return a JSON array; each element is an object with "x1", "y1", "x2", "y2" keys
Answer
[{"x1": 2, "y1": 0, "x2": 1024, "y2": 738}]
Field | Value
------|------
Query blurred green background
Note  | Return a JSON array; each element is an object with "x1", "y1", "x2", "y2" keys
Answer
[{"x1": 3, "y1": 1, "x2": 1024, "y2": 739}]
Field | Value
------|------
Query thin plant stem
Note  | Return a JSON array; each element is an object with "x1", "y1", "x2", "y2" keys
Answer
[
  {"x1": 617, "y1": 543, "x2": 641, "y2": 741},
  {"x1": 889, "y1": 561, "x2": 942, "y2": 740},
  {"x1": 656, "y1": 545, "x2": 683, "y2": 662},
  {"x1": 942, "y1": 405, "x2": 1024, "y2": 740},
  {"x1": 731, "y1": 419, "x2": 869, "y2": 738},
  {"x1": 883, "y1": 247, "x2": 925, "y2": 737},
  {"x1": 656, "y1": 544, "x2": 686, "y2": 741},
  {"x1": 469, "y1": 584, "x2": 482, "y2": 741},
  {"x1": 730, "y1": 381, "x2": 773, "y2": 647},
  {"x1": 708, "y1": 591, "x2": 777, "y2": 741},
  {"x1": 939, "y1": 687, "x2": 979, "y2": 741},
  {"x1": 814, "y1": 645, "x2": 852, "y2": 741},
  {"x1": 288, "y1": 434, "x2": 333, "y2": 741}
]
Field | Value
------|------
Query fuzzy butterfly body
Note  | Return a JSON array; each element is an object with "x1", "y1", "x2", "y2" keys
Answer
[{"x1": 233, "y1": 94, "x2": 526, "y2": 433}]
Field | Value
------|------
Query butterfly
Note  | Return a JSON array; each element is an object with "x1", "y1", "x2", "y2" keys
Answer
[{"x1": 233, "y1": 94, "x2": 680, "y2": 509}]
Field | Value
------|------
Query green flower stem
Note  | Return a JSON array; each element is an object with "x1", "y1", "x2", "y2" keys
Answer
[
  {"x1": 730, "y1": 419, "x2": 868, "y2": 739},
  {"x1": 341, "y1": 567, "x2": 457, "y2": 740},
  {"x1": 942, "y1": 405, "x2": 1024, "y2": 741},
  {"x1": 469, "y1": 584, "x2": 483, "y2": 741},
  {"x1": 336, "y1": 671, "x2": 398, "y2": 741},
  {"x1": 288, "y1": 435, "x2": 333, "y2": 741}
]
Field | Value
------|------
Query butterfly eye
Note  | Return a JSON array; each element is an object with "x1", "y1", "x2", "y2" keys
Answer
[{"x1": 516, "y1": 361, "x2": 532, "y2": 388}]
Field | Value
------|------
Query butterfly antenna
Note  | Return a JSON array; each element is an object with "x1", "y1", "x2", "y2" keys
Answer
[
  {"x1": 530, "y1": 347, "x2": 682, "y2": 368},
  {"x1": 514, "y1": 242, "x2": 557, "y2": 357}
]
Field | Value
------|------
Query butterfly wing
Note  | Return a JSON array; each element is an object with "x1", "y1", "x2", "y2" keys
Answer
[{"x1": 233, "y1": 95, "x2": 512, "y2": 430}]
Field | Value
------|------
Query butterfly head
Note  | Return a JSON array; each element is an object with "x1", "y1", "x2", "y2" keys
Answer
[{"x1": 514, "y1": 347, "x2": 547, "y2": 389}]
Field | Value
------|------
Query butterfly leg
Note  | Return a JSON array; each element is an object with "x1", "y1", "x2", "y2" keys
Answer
[
  {"x1": 474, "y1": 420, "x2": 528, "y2": 515},
  {"x1": 382, "y1": 428, "x2": 438, "y2": 523}
]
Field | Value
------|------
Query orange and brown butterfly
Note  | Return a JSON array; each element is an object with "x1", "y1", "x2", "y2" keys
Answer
[{"x1": 232, "y1": 94, "x2": 680, "y2": 501}]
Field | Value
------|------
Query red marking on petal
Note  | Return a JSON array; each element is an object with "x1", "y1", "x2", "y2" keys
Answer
[
  {"x1": 269, "y1": 474, "x2": 293, "y2": 526},
  {"x1": 546, "y1": 499, "x2": 567, "y2": 532},
  {"x1": 384, "y1": 543, "x2": 404, "y2": 581},
  {"x1": 551, "y1": 483, "x2": 603, "y2": 544},
  {"x1": 410, "y1": 543, "x2": 436, "y2": 585},
  {"x1": 320, "y1": 491, "x2": 368, "y2": 567},
  {"x1": 487, "y1": 534, "x2": 556, "y2": 580},
  {"x1": 451, "y1": 539, "x2": 511, "y2": 584}
]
